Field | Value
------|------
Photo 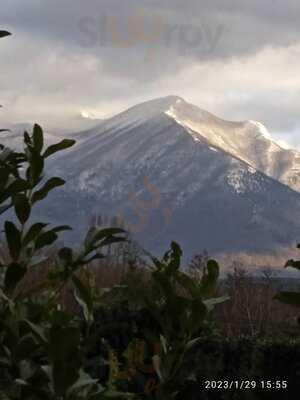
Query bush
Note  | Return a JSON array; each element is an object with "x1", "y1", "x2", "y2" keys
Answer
[
  {"x1": 91, "y1": 242, "x2": 228, "y2": 399},
  {"x1": 0, "y1": 123, "x2": 227, "y2": 399},
  {"x1": 274, "y1": 247, "x2": 300, "y2": 320},
  {"x1": 182, "y1": 337, "x2": 300, "y2": 399},
  {"x1": 0, "y1": 124, "x2": 132, "y2": 399}
]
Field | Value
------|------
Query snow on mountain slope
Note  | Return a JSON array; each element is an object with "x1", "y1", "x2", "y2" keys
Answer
[
  {"x1": 68, "y1": 95, "x2": 300, "y2": 193},
  {"x1": 43, "y1": 96, "x2": 300, "y2": 257},
  {"x1": 163, "y1": 97, "x2": 300, "y2": 192},
  {"x1": 5, "y1": 96, "x2": 298, "y2": 194}
]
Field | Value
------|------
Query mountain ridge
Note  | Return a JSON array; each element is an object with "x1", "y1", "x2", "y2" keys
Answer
[
  {"x1": 37, "y1": 96, "x2": 300, "y2": 257},
  {"x1": 3, "y1": 96, "x2": 300, "y2": 258},
  {"x1": 61, "y1": 95, "x2": 300, "y2": 194}
]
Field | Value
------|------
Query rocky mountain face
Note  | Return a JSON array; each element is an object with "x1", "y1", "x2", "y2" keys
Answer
[
  {"x1": 164, "y1": 97, "x2": 300, "y2": 193},
  {"x1": 33, "y1": 96, "x2": 300, "y2": 258},
  {"x1": 4, "y1": 96, "x2": 300, "y2": 258}
]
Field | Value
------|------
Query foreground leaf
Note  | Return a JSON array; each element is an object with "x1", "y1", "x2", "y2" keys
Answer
[
  {"x1": 5, "y1": 221, "x2": 21, "y2": 260},
  {"x1": 14, "y1": 193, "x2": 31, "y2": 224},
  {"x1": 0, "y1": 31, "x2": 11, "y2": 38},
  {"x1": 43, "y1": 139, "x2": 75, "y2": 158},
  {"x1": 32, "y1": 177, "x2": 65, "y2": 204},
  {"x1": 4, "y1": 262, "x2": 26, "y2": 292},
  {"x1": 274, "y1": 291, "x2": 300, "y2": 308}
]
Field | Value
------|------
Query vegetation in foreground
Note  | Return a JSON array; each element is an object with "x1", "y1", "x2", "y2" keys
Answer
[
  {"x1": 1, "y1": 31, "x2": 300, "y2": 399},
  {"x1": 0, "y1": 120, "x2": 229, "y2": 399}
]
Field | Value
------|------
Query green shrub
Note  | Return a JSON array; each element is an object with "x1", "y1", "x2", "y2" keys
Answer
[
  {"x1": 99, "y1": 242, "x2": 228, "y2": 399},
  {"x1": 0, "y1": 124, "x2": 134, "y2": 399},
  {"x1": 0, "y1": 30, "x2": 226, "y2": 400},
  {"x1": 274, "y1": 245, "x2": 300, "y2": 323},
  {"x1": 183, "y1": 337, "x2": 300, "y2": 399}
]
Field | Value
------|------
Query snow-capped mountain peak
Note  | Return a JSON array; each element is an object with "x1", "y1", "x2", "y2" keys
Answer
[
  {"x1": 116, "y1": 95, "x2": 186, "y2": 122},
  {"x1": 160, "y1": 97, "x2": 300, "y2": 192},
  {"x1": 58, "y1": 95, "x2": 300, "y2": 193},
  {"x1": 247, "y1": 120, "x2": 272, "y2": 140},
  {"x1": 39, "y1": 95, "x2": 300, "y2": 257},
  {"x1": 163, "y1": 97, "x2": 276, "y2": 153}
]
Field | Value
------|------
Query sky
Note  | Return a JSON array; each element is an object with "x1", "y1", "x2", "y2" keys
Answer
[{"x1": 1, "y1": 0, "x2": 300, "y2": 148}]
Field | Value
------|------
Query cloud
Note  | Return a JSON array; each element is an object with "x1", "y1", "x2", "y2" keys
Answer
[{"x1": 0, "y1": 0, "x2": 300, "y2": 147}]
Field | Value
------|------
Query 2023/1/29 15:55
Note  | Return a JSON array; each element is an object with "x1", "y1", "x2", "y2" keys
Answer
[{"x1": 204, "y1": 380, "x2": 288, "y2": 390}]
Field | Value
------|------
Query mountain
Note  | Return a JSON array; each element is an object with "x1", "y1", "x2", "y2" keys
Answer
[
  {"x1": 164, "y1": 97, "x2": 300, "y2": 193},
  {"x1": 39, "y1": 95, "x2": 300, "y2": 258}
]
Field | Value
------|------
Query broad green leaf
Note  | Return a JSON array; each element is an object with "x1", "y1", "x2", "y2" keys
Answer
[
  {"x1": 52, "y1": 225, "x2": 72, "y2": 233},
  {"x1": 200, "y1": 259, "x2": 219, "y2": 297},
  {"x1": 175, "y1": 271, "x2": 199, "y2": 298},
  {"x1": 203, "y1": 296, "x2": 229, "y2": 311},
  {"x1": 5, "y1": 221, "x2": 21, "y2": 260},
  {"x1": 152, "y1": 355, "x2": 163, "y2": 382},
  {"x1": 14, "y1": 193, "x2": 31, "y2": 224},
  {"x1": 84, "y1": 227, "x2": 98, "y2": 248},
  {"x1": 91, "y1": 227, "x2": 125, "y2": 244},
  {"x1": 0, "y1": 31, "x2": 11, "y2": 38},
  {"x1": 32, "y1": 124, "x2": 44, "y2": 153},
  {"x1": 274, "y1": 291, "x2": 300, "y2": 308},
  {"x1": 4, "y1": 262, "x2": 26, "y2": 292},
  {"x1": 31, "y1": 177, "x2": 65, "y2": 204},
  {"x1": 161, "y1": 241, "x2": 182, "y2": 272},
  {"x1": 43, "y1": 139, "x2": 75, "y2": 158},
  {"x1": 14, "y1": 379, "x2": 28, "y2": 387},
  {"x1": 5, "y1": 178, "x2": 30, "y2": 196},
  {"x1": 0, "y1": 168, "x2": 9, "y2": 186},
  {"x1": 207, "y1": 260, "x2": 219, "y2": 280},
  {"x1": 34, "y1": 226, "x2": 71, "y2": 250},
  {"x1": 185, "y1": 337, "x2": 202, "y2": 351},
  {"x1": 66, "y1": 370, "x2": 99, "y2": 396},
  {"x1": 49, "y1": 325, "x2": 81, "y2": 395},
  {"x1": 72, "y1": 275, "x2": 94, "y2": 323},
  {"x1": 24, "y1": 130, "x2": 32, "y2": 146},
  {"x1": 169, "y1": 241, "x2": 182, "y2": 270},
  {"x1": 23, "y1": 223, "x2": 48, "y2": 245},
  {"x1": 285, "y1": 259, "x2": 300, "y2": 271},
  {"x1": 98, "y1": 236, "x2": 126, "y2": 249},
  {"x1": 35, "y1": 230, "x2": 58, "y2": 250},
  {"x1": 83, "y1": 253, "x2": 104, "y2": 263},
  {"x1": 27, "y1": 149, "x2": 44, "y2": 185}
]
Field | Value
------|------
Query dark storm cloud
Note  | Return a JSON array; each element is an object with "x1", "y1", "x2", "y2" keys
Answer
[
  {"x1": 1, "y1": 0, "x2": 300, "y2": 146},
  {"x1": 2, "y1": 0, "x2": 300, "y2": 77}
]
